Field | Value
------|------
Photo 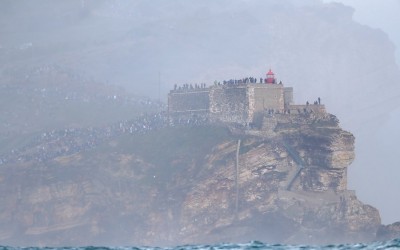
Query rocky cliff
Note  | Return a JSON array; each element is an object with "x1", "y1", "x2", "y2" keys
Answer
[
  {"x1": 0, "y1": 111, "x2": 389, "y2": 246},
  {"x1": 178, "y1": 113, "x2": 380, "y2": 244}
]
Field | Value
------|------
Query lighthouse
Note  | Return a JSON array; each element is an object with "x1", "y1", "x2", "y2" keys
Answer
[{"x1": 265, "y1": 69, "x2": 276, "y2": 84}]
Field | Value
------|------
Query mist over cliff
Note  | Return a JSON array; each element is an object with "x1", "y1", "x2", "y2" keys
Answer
[{"x1": 1, "y1": 0, "x2": 400, "y2": 229}]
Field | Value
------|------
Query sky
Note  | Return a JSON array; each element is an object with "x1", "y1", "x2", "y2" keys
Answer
[
  {"x1": 323, "y1": 0, "x2": 400, "y2": 224},
  {"x1": 322, "y1": 0, "x2": 400, "y2": 64}
]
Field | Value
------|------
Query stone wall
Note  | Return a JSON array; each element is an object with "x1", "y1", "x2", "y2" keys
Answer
[
  {"x1": 251, "y1": 84, "x2": 285, "y2": 114},
  {"x1": 288, "y1": 104, "x2": 326, "y2": 114},
  {"x1": 284, "y1": 87, "x2": 293, "y2": 108},
  {"x1": 209, "y1": 86, "x2": 249, "y2": 124},
  {"x1": 167, "y1": 83, "x2": 295, "y2": 125},
  {"x1": 168, "y1": 90, "x2": 210, "y2": 113}
]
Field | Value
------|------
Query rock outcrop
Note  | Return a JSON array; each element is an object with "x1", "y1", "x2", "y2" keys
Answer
[
  {"x1": 0, "y1": 111, "x2": 387, "y2": 246},
  {"x1": 178, "y1": 113, "x2": 380, "y2": 244},
  {"x1": 377, "y1": 222, "x2": 400, "y2": 241}
]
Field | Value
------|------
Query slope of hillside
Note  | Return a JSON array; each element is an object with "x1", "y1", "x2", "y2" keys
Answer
[
  {"x1": 0, "y1": 64, "x2": 160, "y2": 165},
  {"x1": 0, "y1": 112, "x2": 395, "y2": 246}
]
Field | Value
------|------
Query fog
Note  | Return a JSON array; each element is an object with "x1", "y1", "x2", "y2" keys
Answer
[
  {"x1": 323, "y1": 0, "x2": 400, "y2": 64},
  {"x1": 322, "y1": 0, "x2": 400, "y2": 224},
  {"x1": 1, "y1": 0, "x2": 400, "y2": 244}
]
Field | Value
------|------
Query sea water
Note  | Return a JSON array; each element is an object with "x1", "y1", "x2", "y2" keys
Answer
[{"x1": 1, "y1": 239, "x2": 400, "y2": 250}]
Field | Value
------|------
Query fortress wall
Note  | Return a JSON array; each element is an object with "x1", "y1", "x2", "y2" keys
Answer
[
  {"x1": 168, "y1": 90, "x2": 210, "y2": 113},
  {"x1": 209, "y1": 86, "x2": 249, "y2": 124},
  {"x1": 288, "y1": 104, "x2": 326, "y2": 114},
  {"x1": 261, "y1": 115, "x2": 278, "y2": 135},
  {"x1": 247, "y1": 87, "x2": 256, "y2": 123},
  {"x1": 284, "y1": 87, "x2": 293, "y2": 108},
  {"x1": 167, "y1": 83, "x2": 299, "y2": 125},
  {"x1": 251, "y1": 84, "x2": 285, "y2": 113}
]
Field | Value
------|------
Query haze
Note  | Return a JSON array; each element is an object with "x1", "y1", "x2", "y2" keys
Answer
[
  {"x1": 0, "y1": 0, "x2": 400, "y2": 238},
  {"x1": 322, "y1": 0, "x2": 400, "y2": 224}
]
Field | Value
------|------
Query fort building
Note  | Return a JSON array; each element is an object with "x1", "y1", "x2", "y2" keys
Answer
[{"x1": 168, "y1": 69, "x2": 325, "y2": 125}]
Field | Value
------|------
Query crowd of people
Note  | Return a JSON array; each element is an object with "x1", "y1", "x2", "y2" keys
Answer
[
  {"x1": 0, "y1": 98, "x2": 326, "y2": 166},
  {"x1": 221, "y1": 76, "x2": 259, "y2": 85},
  {"x1": 306, "y1": 97, "x2": 322, "y2": 106},
  {"x1": 172, "y1": 83, "x2": 208, "y2": 92},
  {"x1": 218, "y1": 77, "x2": 283, "y2": 86},
  {"x1": 171, "y1": 75, "x2": 287, "y2": 93},
  {"x1": 0, "y1": 112, "x2": 210, "y2": 166},
  {"x1": 0, "y1": 127, "x2": 110, "y2": 165}
]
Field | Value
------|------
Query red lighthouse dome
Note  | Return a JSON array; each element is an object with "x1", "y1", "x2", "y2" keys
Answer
[{"x1": 265, "y1": 69, "x2": 276, "y2": 84}]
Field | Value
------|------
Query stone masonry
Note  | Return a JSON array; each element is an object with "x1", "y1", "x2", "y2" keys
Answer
[{"x1": 168, "y1": 71, "x2": 323, "y2": 125}]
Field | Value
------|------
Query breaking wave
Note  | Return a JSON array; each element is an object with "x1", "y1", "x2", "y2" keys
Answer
[{"x1": 1, "y1": 239, "x2": 400, "y2": 250}]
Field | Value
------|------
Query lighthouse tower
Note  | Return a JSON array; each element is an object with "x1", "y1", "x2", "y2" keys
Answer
[{"x1": 265, "y1": 69, "x2": 276, "y2": 84}]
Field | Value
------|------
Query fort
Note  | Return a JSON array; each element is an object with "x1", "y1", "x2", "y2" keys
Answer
[{"x1": 168, "y1": 69, "x2": 326, "y2": 127}]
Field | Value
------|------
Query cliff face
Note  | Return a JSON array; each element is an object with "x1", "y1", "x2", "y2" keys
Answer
[
  {"x1": 178, "y1": 113, "x2": 380, "y2": 244},
  {"x1": 0, "y1": 113, "x2": 384, "y2": 246}
]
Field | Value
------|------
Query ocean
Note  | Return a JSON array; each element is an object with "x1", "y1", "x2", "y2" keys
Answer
[{"x1": 1, "y1": 239, "x2": 400, "y2": 250}]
